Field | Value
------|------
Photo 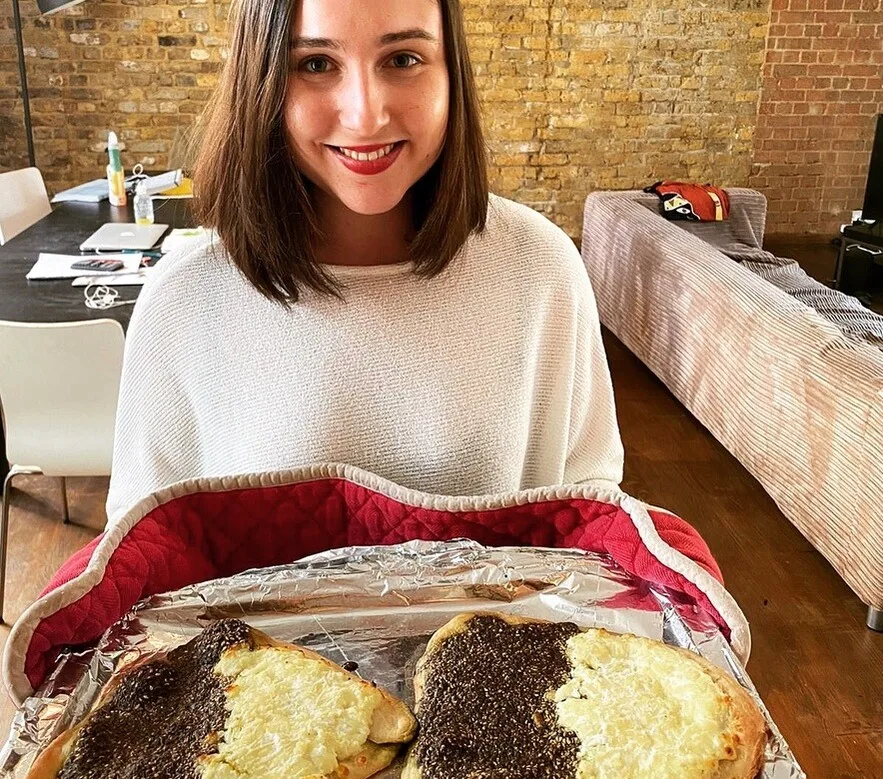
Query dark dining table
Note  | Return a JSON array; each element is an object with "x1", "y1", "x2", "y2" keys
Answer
[
  {"x1": 0, "y1": 197, "x2": 194, "y2": 482},
  {"x1": 0, "y1": 197, "x2": 194, "y2": 330}
]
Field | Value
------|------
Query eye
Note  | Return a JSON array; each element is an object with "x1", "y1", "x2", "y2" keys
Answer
[
  {"x1": 299, "y1": 56, "x2": 333, "y2": 74},
  {"x1": 389, "y1": 52, "x2": 421, "y2": 69}
]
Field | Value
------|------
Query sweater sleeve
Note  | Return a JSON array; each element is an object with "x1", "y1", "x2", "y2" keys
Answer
[
  {"x1": 105, "y1": 273, "x2": 200, "y2": 526},
  {"x1": 562, "y1": 266, "x2": 625, "y2": 489}
]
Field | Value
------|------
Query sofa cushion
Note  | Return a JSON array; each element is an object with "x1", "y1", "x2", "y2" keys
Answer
[{"x1": 738, "y1": 252, "x2": 883, "y2": 349}]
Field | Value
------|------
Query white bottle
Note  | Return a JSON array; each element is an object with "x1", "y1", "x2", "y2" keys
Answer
[{"x1": 133, "y1": 181, "x2": 154, "y2": 225}]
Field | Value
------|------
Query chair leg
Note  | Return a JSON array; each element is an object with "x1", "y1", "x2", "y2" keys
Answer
[
  {"x1": 868, "y1": 607, "x2": 883, "y2": 632},
  {"x1": 833, "y1": 238, "x2": 848, "y2": 289},
  {"x1": 1, "y1": 470, "x2": 17, "y2": 625},
  {"x1": 0, "y1": 465, "x2": 43, "y2": 625},
  {"x1": 60, "y1": 477, "x2": 70, "y2": 524}
]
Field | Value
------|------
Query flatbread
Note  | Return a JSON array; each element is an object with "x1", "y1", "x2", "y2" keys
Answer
[
  {"x1": 28, "y1": 619, "x2": 415, "y2": 779},
  {"x1": 404, "y1": 612, "x2": 766, "y2": 779}
]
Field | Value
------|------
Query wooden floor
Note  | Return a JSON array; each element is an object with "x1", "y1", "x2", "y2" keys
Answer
[{"x1": 1, "y1": 236, "x2": 881, "y2": 775}]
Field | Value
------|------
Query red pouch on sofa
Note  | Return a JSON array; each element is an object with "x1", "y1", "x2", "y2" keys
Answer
[{"x1": 645, "y1": 181, "x2": 730, "y2": 221}]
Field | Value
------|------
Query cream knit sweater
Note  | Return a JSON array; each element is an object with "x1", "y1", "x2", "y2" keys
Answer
[{"x1": 106, "y1": 194, "x2": 624, "y2": 525}]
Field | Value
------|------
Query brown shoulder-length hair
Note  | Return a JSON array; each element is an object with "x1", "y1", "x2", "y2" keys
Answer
[{"x1": 194, "y1": 0, "x2": 489, "y2": 305}]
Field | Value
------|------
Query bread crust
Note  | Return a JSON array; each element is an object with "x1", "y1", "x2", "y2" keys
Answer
[
  {"x1": 331, "y1": 742, "x2": 401, "y2": 779},
  {"x1": 26, "y1": 625, "x2": 416, "y2": 779},
  {"x1": 27, "y1": 652, "x2": 159, "y2": 779},
  {"x1": 26, "y1": 717, "x2": 85, "y2": 779},
  {"x1": 404, "y1": 612, "x2": 766, "y2": 779},
  {"x1": 664, "y1": 641, "x2": 766, "y2": 779}
]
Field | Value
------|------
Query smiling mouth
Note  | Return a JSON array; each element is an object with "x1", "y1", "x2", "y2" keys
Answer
[{"x1": 328, "y1": 142, "x2": 404, "y2": 161}]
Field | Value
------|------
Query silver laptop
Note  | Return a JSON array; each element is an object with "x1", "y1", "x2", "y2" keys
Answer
[{"x1": 79, "y1": 223, "x2": 169, "y2": 252}]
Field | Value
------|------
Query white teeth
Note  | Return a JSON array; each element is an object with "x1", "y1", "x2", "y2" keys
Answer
[{"x1": 338, "y1": 143, "x2": 396, "y2": 161}]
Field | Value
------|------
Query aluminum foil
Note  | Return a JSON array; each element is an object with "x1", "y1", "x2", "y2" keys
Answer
[{"x1": 1, "y1": 540, "x2": 804, "y2": 778}]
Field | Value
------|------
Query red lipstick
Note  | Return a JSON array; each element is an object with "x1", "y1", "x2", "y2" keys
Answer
[{"x1": 330, "y1": 141, "x2": 404, "y2": 176}]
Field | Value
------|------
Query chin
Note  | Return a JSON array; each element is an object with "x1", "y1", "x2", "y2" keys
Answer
[{"x1": 333, "y1": 188, "x2": 408, "y2": 217}]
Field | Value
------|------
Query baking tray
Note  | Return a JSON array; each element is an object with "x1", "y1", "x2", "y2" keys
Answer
[{"x1": 0, "y1": 540, "x2": 805, "y2": 778}]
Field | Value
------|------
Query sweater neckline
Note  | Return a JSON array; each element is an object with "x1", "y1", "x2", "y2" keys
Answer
[{"x1": 320, "y1": 260, "x2": 415, "y2": 280}]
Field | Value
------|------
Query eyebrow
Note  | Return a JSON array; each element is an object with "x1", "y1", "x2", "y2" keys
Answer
[{"x1": 290, "y1": 28, "x2": 438, "y2": 50}]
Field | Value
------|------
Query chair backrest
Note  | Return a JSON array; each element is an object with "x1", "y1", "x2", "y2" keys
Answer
[
  {"x1": 0, "y1": 168, "x2": 52, "y2": 245},
  {"x1": 0, "y1": 319, "x2": 125, "y2": 476}
]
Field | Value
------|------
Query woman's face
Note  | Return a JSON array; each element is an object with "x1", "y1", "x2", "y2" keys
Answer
[{"x1": 285, "y1": 0, "x2": 449, "y2": 217}]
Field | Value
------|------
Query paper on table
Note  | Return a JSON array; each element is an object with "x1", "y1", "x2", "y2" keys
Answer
[
  {"x1": 71, "y1": 267, "x2": 156, "y2": 287},
  {"x1": 26, "y1": 253, "x2": 142, "y2": 280},
  {"x1": 50, "y1": 179, "x2": 109, "y2": 204}
]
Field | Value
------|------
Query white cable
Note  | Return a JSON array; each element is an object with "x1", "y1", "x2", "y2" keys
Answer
[{"x1": 84, "y1": 279, "x2": 138, "y2": 310}]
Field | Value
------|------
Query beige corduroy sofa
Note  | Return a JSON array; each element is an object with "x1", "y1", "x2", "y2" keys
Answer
[{"x1": 581, "y1": 188, "x2": 883, "y2": 629}]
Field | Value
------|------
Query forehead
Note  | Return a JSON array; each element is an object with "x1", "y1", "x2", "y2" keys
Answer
[{"x1": 293, "y1": 0, "x2": 442, "y2": 40}]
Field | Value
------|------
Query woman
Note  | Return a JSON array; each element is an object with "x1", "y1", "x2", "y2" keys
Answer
[{"x1": 105, "y1": 0, "x2": 624, "y2": 524}]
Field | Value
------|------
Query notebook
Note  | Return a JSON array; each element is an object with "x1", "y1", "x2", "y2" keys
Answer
[
  {"x1": 51, "y1": 179, "x2": 109, "y2": 204},
  {"x1": 71, "y1": 267, "x2": 155, "y2": 287},
  {"x1": 153, "y1": 177, "x2": 193, "y2": 199},
  {"x1": 79, "y1": 223, "x2": 169, "y2": 252}
]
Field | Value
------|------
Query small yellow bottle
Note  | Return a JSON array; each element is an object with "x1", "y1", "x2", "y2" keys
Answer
[
  {"x1": 133, "y1": 181, "x2": 154, "y2": 225},
  {"x1": 106, "y1": 131, "x2": 127, "y2": 207}
]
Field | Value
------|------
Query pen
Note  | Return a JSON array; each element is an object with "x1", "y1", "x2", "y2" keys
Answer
[{"x1": 79, "y1": 249, "x2": 162, "y2": 257}]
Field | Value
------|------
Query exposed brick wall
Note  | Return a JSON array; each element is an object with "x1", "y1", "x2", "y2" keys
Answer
[
  {"x1": 1, "y1": 0, "x2": 767, "y2": 240},
  {"x1": 0, "y1": 0, "x2": 230, "y2": 193},
  {"x1": 749, "y1": 0, "x2": 883, "y2": 234},
  {"x1": 471, "y1": 0, "x2": 767, "y2": 235}
]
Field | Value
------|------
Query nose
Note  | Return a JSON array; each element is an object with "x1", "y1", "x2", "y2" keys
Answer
[{"x1": 337, "y1": 66, "x2": 390, "y2": 139}]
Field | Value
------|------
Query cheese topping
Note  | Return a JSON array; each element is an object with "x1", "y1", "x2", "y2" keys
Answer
[
  {"x1": 553, "y1": 630, "x2": 733, "y2": 779},
  {"x1": 201, "y1": 647, "x2": 383, "y2": 778}
]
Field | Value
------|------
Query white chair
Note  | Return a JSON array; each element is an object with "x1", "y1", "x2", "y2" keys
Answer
[
  {"x1": 0, "y1": 319, "x2": 125, "y2": 622},
  {"x1": 0, "y1": 167, "x2": 52, "y2": 245}
]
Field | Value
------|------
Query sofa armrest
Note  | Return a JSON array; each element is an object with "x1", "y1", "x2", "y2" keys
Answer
[
  {"x1": 582, "y1": 188, "x2": 768, "y2": 249},
  {"x1": 581, "y1": 190, "x2": 883, "y2": 608},
  {"x1": 726, "y1": 188, "x2": 767, "y2": 247}
]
